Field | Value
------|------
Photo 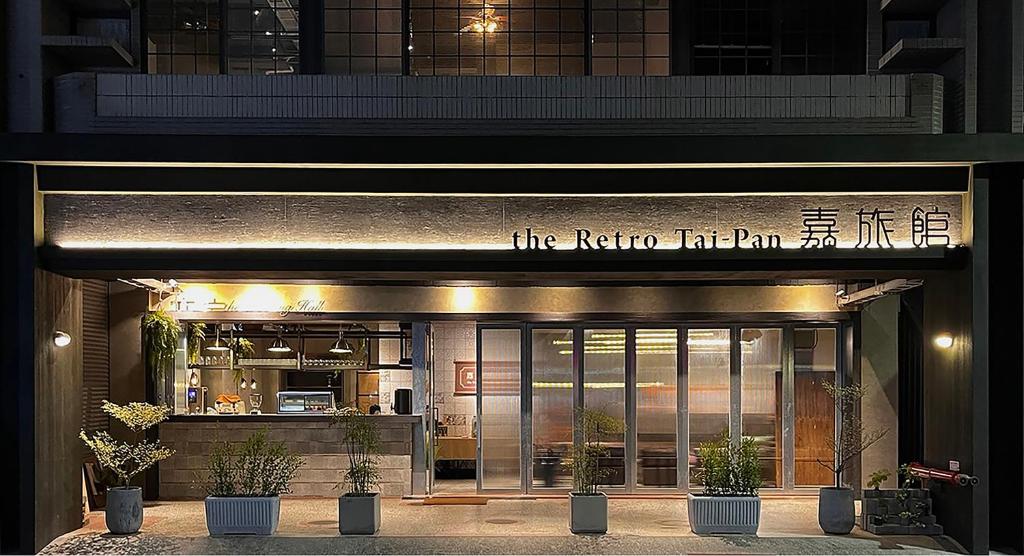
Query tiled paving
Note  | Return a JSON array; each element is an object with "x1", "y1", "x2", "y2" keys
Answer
[{"x1": 42, "y1": 496, "x2": 963, "y2": 555}]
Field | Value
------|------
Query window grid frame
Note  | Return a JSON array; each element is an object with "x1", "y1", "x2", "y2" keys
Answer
[{"x1": 591, "y1": 0, "x2": 670, "y2": 77}]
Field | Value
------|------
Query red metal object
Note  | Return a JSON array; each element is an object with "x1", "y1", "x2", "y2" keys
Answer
[{"x1": 907, "y1": 462, "x2": 979, "y2": 486}]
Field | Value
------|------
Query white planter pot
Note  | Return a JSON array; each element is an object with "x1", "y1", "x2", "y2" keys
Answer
[
  {"x1": 569, "y1": 492, "x2": 608, "y2": 534},
  {"x1": 106, "y1": 487, "x2": 143, "y2": 535},
  {"x1": 687, "y1": 493, "x2": 761, "y2": 535},
  {"x1": 339, "y1": 493, "x2": 381, "y2": 535},
  {"x1": 205, "y1": 496, "x2": 281, "y2": 536}
]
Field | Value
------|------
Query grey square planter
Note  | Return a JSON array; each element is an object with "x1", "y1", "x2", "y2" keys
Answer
[
  {"x1": 687, "y1": 493, "x2": 761, "y2": 535},
  {"x1": 205, "y1": 496, "x2": 281, "y2": 536},
  {"x1": 338, "y1": 493, "x2": 381, "y2": 535},
  {"x1": 569, "y1": 492, "x2": 608, "y2": 534}
]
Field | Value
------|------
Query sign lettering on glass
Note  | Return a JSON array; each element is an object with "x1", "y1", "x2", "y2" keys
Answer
[{"x1": 511, "y1": 205, "x2": 954, "y2": 251}]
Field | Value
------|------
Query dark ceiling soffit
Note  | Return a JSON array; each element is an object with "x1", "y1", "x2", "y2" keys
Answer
[
  {"x1": 35, "y1": 165, "x2": 969, "y2": 194},
  {"x1": 38, "y1": 246, "x2": 968, "y2": 279},
  {"x1": 4, "y1": 132, "x2": 1024, "y2": 165}
]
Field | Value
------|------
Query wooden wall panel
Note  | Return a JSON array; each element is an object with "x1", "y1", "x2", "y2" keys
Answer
[
  {"x1": 34, "y1": 270, "x2": 83, "y2": 551},
  {"x1": 81, "y1": 280, "x2": 109, "y2": 434}
]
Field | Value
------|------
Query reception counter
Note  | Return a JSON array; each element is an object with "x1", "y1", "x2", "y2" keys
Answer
[{"x1": 157, "y1": 414, "x2": 423, "y2": 499}]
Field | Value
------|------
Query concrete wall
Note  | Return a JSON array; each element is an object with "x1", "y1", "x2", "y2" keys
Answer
[
  {"x1": 158, "y1": 417, "x2": 417, "y2": 499},
  {"x1": 859, "y1": 295, "x2": 900, "y2": 489},
  {"x1": 54, "y1": 73, "x2": 944, "y2": 135}
]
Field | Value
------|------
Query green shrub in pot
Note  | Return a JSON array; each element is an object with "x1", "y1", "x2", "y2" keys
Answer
[
  {"x1": 687, "y1": 433, "x2": 763, "y2": 535},
  {"x1": 80, "y1": 401, "x2": 174, "y2": 534},
  {"x1": 200, "y1": 429, "x2": 304, "y2": 536}
]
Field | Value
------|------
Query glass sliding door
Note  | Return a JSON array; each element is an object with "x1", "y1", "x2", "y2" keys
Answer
[
  {"x1": 531, "y1": 328, "x2": 574, "y2": 489},
  {"x1": 583, "y1": 329, "x2": 626, "y2": 487},
  {"x1": 636, "y1": 329, "x2": 678, "y2": 488},
  {"x1": 740, "y1": 328, "x2": 783, "y2": 488},
  {"x1": 688, "y1": 329, "x2": 731, "y2": 488},
  {"x1": 794, "y1": 327, "x2": 838, "y2": 487},
  {"x1": 477, "y1": 327, "x2": 522, "y2": 491}
]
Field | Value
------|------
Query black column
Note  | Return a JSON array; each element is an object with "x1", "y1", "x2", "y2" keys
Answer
[
  {"x1": 0, "y1": 163, "x2": 37, "y2": 554},
  {"x1": 983, "y1": 162, "x2": 1024, "y2": 553},
  {"x1": 300, "y1": 0, "x2": 325, "y2": 74},
  {"x1": 898, "y1": 287, "x2": 924, "y2": 466}
]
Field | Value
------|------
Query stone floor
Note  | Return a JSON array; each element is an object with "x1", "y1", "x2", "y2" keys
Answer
[{"x1": 41, "y1": 496, "x2": 964, "y2": 555}]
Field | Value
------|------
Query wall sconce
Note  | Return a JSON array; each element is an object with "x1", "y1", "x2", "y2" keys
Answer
[
  {"x1": 53, "y1": 331, "x2": 72, "y2": 347},
  {"x1": 933, "y1": 333, "x2": 955, "y2": 349}
]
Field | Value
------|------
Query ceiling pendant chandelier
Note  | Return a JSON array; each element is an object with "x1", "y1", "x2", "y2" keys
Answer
[
  {"x1": 268, "y1": 329, "x2": 292, "y2": 353},
  {"x1": 462, "y1": 4, "x2": 502, "y2": 33},
  {"x1": 330, "y1": 325, "x2": 354, "y2": 355}
]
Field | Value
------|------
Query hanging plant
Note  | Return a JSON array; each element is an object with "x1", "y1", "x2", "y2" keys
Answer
[
  {"x1": 233, "y1": 337, "x2": 255, "y2": 360},
  {"x1": 141, "y1": 310, "x2": 182, "y2": 384},
  {"x1": 187, "y1": 322, "x2": 206, "y2": 366}
]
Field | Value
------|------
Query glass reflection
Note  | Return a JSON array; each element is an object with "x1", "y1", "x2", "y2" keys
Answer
[
  {"x1": 740, "y1": 328, "x2": 782, "y2": 488},
  {"x1": 794, "y1": 328, "x2": 837, "y2": 486},
  {"x1": 479, "y1": 328, "x2": 521, "y2": 490},
  {"x1": 583, "y1": 329, "x2": 625, "y2": 487},
  {"x1": 688, "y1": 329, "x2": 731, "y2": 488},
  {"x1": 532, "y1": 328, "x2": 573, "y2": 488},
  {"x1": 636, "y1": 329, "x2": 677, "y2": 488}
]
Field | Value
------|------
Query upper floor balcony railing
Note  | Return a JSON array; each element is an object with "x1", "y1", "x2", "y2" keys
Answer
[{"x1": 55, "y1": 72, "x2": 944, "y2": 135}]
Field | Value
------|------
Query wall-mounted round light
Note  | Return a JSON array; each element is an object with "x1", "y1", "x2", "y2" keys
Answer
[
  {"x1": 53, "y1": 331, "x2": 72, "y2": 347},
  {"x1": 933, "y1": 333, "x2": 955, "y2": 349}
]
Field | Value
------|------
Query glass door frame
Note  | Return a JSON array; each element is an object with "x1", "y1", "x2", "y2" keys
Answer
[
  {"x1": 475, "y1": 323, "x2": 529, "y2": 494},
  {"x1": 468, "y1": 319, "x2": 848, "y2": 496}
]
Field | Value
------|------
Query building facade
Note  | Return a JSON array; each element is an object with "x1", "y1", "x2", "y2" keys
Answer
[{"x1": 2, "y1": 1, "x2": 1023, "y2": 554}]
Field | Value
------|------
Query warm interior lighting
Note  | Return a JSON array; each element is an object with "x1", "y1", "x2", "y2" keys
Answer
[
  {"x1": 53, "y1": 331, "x2": 72, "y2": 347},
  {"x1": 462, "y1": 5, "x2": 502, "y2": 33},
  {"x1": 453, "y1": 287, "x2": 476, "y2": 311},
  {"x1": 207, "y1": 328, "x2": 231, "y2": 351},
  {"x1": 933, "y1": 333, "x2": 954, "y2": 349},
  {"x1": 249, "y1": 377, "x2": 257, "y2": 390},
  {"x1": 189, "y1": 370, "x2": 199, "y2": 387}
]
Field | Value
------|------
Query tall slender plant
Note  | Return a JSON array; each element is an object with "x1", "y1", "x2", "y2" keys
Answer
[
  {"x1": 816, "y1": 381, "x2": 888, "y2": 488},
  {"x1": 142, "y1": 310, "x2": 182, "y2": 386},
  {"x1": 565, "y1": 408, "x2": 625, "y2": 494},
  {"x1": 331, "y1": 407, "x2": 382, "y2": 495}
]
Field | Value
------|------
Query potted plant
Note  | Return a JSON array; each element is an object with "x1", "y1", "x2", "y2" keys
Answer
[
  {"x1": 565, "y1": 408, "x2": 625, "y2": 534},
  {"x1": 141, "y1": 310, "x2": 182, "y2": 406},
  {"x1": 331, "y1": 407, "x2": 383, "y2": 535},
  {"x1": 815, "y1": 381, "x2": 888, "y2": 534},
  {"x1": 186, "y1": 321, "x2": 206, "y2": 366},
  {"x1": 687, "y1": 434, "x2": 763, "y2": 535},
  {"x1": 80, "y1": 401, "x2": 175, "y2": 534},
  {"x1": 201, "y1": 429, "x2": 304, "y2": 535}
]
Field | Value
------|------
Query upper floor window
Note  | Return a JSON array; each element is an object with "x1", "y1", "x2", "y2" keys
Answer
[
  {"x1": 147, "y1": 0, "x2": 221, "y2": 74},
  {"x1": 147, "y1": 0, "x2": 300, "y2": 74},
  {"x1": 408, "y1": 0, "x2": 586, "y2": 76},
  {"x1": 692, "y1": 0, "x2": 772, "y2": 75},
  {"x1": 227, "y1": 0, "x2": 301, "y2": 74},
  {"x1": 592, "y1": 0, "x2": 669, "y2": 76},
  {"x1": 325, "y1": 0, "x2": 403, "y2": 75},
  {"x1": 780, "y1": 0, "x2": 864, "y2": 74}
]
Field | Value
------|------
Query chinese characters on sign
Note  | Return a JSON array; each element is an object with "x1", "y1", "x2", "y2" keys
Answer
[{"x1": 511, "y1": 206, "x2": 954, "y2": 250}]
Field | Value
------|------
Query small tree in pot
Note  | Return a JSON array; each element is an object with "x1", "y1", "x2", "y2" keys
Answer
[
  {"x1": 565, "y1": 408, "x2": 624, "y2": 534},
  {"x1": 687, "y1": 434, "x2": 763, "y2": 535},
  {"x1": 201, "y1": 429, "x2": 304, "y2": 536},
  {"x1": 80, "y1": 401, "x2": 174, "y2": 534},
  {"x1": 331, "y1": 407, "x2": 383, "y2": 535},
  {"x1": 816, "y1": 381, "x2": 888, "y2": 534}
]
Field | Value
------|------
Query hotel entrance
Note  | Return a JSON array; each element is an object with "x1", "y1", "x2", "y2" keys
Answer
[{"x1": 465, "y1": 323, "x2": 841, "y2": 495}]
